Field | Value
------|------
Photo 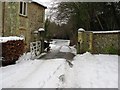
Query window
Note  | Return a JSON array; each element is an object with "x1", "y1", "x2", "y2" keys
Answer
[{"x1": 20, "y1": 2, "x2": 27, "y2": 16}]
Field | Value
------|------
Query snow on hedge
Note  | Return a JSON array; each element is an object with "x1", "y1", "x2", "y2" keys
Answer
[{"x1": 0, "y1": 36, "x2": 24, "y2": 43}]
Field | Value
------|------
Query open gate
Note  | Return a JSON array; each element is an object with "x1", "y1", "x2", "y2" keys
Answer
[{"x1": 30, "y1": 41, "x2": 41, "y2": 59}]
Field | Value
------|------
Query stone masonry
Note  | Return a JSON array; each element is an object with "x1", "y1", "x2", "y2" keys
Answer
[
  {"x1": 78, "y1": 31, "x2": 120, "y2": 54},
  {"x1": 1, "y1": 2, "x2": 46, "y2": 51}
]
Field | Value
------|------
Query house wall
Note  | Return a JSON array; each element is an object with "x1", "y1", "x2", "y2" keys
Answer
[
  {"x1": 0, "y1": 2, "x2": 2, "y2": 36},
  {"x1": 4, "y1": 2, "x2": 19, "y2": 36},
  {"x1": 3, "y1": 2, "x2": 45, "y2": 51},
  {"x1": 18, "y1": 2, "x2": 45, "y2": 50},
  {"x1": 78, "y1": 31, "x2": 120, "y2": 54},
  {"x1": 27, "y1": 2, "x2": 45, "y2": 42}
]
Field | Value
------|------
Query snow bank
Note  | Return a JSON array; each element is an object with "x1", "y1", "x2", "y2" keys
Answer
[
  {"x1": 59, "y1": 45, "x2": 76, "y2": 54},
  {"x1": 1, "y1": 39, "x2": 118, "y2": 88},
  {"x1": 16, "y1": 52, "x2": 32, "y2": 64},
  {"x1": 60, "y1": 46, "x2": 71, "y2": 53},
  {"x1": 50, "y1": 39, "x2": 70, "y2": 51},
  {"x1": 0, "y1": 67, "x2": 1, "y2": 90},
  {"x1": 0, "y1": 58, "x2": 66, "y2": 88},
  {"x1": 0, "y1": 51, "x2": 118, "y2": 88},
  {"x1": 69, "y1": 45, "x2": 77, "y2": 55},
  {"x1": 50, "y1": 44, "x2": 61, "y2": 51},
  {"x1": 68, "y1": 52, "x2": 118, "y2": 88},
  {"x1": 52, "y1": 39, "x2": 70, "y2": 46},
  {"x1": 0, "y1": 36, "x2": 24, "y2": 43}
]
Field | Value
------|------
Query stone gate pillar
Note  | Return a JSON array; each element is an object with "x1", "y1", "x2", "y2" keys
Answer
[{"x1": 77, "y1": 28, "x2": 85, "y2": 54}]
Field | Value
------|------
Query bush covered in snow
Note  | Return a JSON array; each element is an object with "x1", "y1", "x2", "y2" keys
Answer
[{"x1": 2, "y1": 40, "x2": 25, "y2": 66}]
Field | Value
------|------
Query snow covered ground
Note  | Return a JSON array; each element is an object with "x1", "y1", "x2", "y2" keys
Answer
[
  {"x1": 1, "y1": 59, "x2": 66, "y2": 88},
  {"x1": 0, "y1": 39, "x2": 118, "y2": 89},
  {"x1": 65, "y1": 52, "x2": 118, "y2": 88}
]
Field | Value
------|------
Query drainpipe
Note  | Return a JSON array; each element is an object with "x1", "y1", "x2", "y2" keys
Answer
[{"x1": 2, "y1": 2, "x2": 5, "y2": 37}]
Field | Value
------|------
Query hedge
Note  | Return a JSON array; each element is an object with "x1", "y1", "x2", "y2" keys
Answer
[{"x1": 2, "y1": 40, "x2": 25, "y2": 66}]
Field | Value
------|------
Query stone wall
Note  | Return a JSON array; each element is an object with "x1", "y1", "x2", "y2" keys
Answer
[
  {"x1": 28, "y1": 2, "x2": 45, "y2": 42},
  {"x1": 93, "y1": 32, "x2": 119, "y2": 54},
  {"x1": 4, "y1": 2, "x2": 19, "y2": 36},
  {"x1": 78, "y1": 31, "x2": 120, "y2": 54}
]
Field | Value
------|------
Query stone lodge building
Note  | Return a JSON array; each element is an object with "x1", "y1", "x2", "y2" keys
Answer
[{"x1": 0, "y1": 1, "x2": 47, "y2": 51}]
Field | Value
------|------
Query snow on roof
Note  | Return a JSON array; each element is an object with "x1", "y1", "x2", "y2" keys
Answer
[
  {"x1": 38, "y1": 28, "x2": 45, "y2": 32},
  {"x1": 31, "y1": 0, "x2": 47, "y2": 8},
  {"x1": 78, "y1": 28, "x2": 85, "y2": 32},
  {"x1": 0, "y1": 36, "x2": 24, "y2": 43},
  {"x1": 93, "y1": 30, "x2": 120, "y2": 34}
]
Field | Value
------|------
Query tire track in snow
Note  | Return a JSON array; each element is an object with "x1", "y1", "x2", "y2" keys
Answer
[
  {"x1": 9, "y1": 60, "x2": 65, "y2": 88},
  {"x1": 2, "y1": 60, "x2": 45, "y2": 88}
]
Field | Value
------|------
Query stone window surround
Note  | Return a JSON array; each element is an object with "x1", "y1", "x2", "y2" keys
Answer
[{"x1": 19, "y1": 2, "x2": 27, "y2": 17}]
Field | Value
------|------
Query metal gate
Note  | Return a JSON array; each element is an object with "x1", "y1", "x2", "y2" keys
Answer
[{"x1": 30, "y1": 41, "x2": 41, "y2": 59}]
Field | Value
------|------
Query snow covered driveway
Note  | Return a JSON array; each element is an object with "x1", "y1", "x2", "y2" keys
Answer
[
  {"x1": 65, "y1": 52, "x2": 118, "y2": 88},
  {"x1": 0, "y1": 39, "x2": 118, "y2": 88},
  {"x1": 0, "y1": 59, "x2": 66, "y2": 88}
]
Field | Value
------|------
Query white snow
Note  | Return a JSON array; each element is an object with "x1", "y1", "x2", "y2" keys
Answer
[
  {"x1": 93, "y1": 30, "x2": 120, "y2": 34},
  {"x1": 0, "y1": 58, "x2": 66, "y2": 88},
  {"x1": 50, "y1": 44, "x2": 61, "y2": 51},
  {"x1": 0, "y1": 39, "x2": 118, "y2": 88},
  {"x1": 60, "y1": 46, "x2": 71, "y2": 53},
  {"x1": 78, "y1": 28, "x2": 85, "y2": 32},
  {"x1": 0, "y1": 36, "x2": 24, "y2": 43},
  {"x1": 59, "y1": 45, "x2": 77, "y2": 54},
  {"x1": 50, "y1": 39, "x2": 70, "y2": 51},
  {"x1": 65, "y1": 52, "x2": 118, "y2": 88},
  {"x1": 31, "y1": 0, "x2": 47, "y2": 8},
  {"x1": 69, "y1": 45, "x2": 77, "y2": 55},
  {"x1": 38, "y1": 28, "x2": 45, "y2": 32},
  {"x1": 51, "y1": 39, "x2": 70, "y2": 46},
  {"x1": 0, "y1": 66, "x2": 1, "y2": 90},
  {"x1": 16, "y1": 52, "x2": 32, "y2": 64}
]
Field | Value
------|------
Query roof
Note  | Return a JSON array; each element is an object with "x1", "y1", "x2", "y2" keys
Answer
[{"x1": 31, "y1": 0, "x2": 47, "y2": 9}]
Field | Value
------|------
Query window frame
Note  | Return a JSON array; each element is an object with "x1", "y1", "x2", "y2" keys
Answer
[{"x1": 19, "y1": 2, "x2": 27, "y2": 17}]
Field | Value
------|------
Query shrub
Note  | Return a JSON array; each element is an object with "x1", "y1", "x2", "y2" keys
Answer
[
  {"x1": 104, "y1": 46, "x2": 118, "y2": 54},
  {"x1": 2, "y1": 40, "x2": 25, "y2": 66}
]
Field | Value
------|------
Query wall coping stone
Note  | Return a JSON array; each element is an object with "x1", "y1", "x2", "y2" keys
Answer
[{"x1": 92, "y1": 30, "x2": 120, "y2": 34}]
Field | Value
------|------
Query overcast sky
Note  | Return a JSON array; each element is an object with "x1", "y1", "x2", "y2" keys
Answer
[
  {"x1": 36, "y1": 0, "x2": 53, "y2": 6},
  {"x1": 34, "y1": 0, "x2": 58, "y2": 20}
]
